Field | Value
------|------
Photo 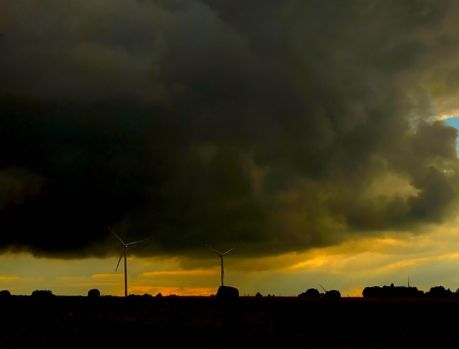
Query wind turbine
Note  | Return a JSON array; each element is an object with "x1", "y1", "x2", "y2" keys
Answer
[
  {"x1": 109, "y1": 227, "x2": 145, "y2": 297},
  {"x1": 208, "y1": 246, "x2": 234, "y2": 287}
]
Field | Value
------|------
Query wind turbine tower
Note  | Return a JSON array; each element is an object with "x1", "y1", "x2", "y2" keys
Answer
[
  {"x1": 208, "y1": 246, "x2": 234, "y2": 287},
  {"x1": 109, "y1": 227, "x2": 145, "y2": 297}
]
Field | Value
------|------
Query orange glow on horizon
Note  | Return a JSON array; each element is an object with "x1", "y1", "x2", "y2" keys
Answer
[
  {"x1": 130, "y1": 286, "x2": 216, "y2": 296},
  {"x1": 142, "y1": 269, "x2": 218, "y2": 277}
]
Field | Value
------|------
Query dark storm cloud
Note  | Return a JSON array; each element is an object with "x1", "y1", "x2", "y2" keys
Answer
[{"x1": 0, "y1": 0, "x2": 458, "y2": 257}]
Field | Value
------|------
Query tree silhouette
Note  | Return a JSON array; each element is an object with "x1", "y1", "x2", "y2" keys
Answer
[
  {"x1": 427, "y1": 286, "x2": 453, "y2": 298},
  {"x1": 363, "y1": 285, "x2": 423, "y2": 298},
  {"x1": 324, "y1": 290, "x2": 341, "y2": 299}
]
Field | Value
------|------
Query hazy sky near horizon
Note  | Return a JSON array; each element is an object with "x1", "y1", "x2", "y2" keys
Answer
[{"x1": 3, "y1": 0, "x2": 459, "y2": 295}]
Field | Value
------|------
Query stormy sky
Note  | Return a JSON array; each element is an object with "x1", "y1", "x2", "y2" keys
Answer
[{"x1": 1, "y1": 0, "x2": 459, "y2": 261}]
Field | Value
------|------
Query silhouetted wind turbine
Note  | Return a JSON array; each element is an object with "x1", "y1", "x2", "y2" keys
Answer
[
  {"x1": 208, "y1": 245, "x2": 234, "y2": 287},
  {"x1": 109, "y1": 227, "x2": 145, "y2": 297}
]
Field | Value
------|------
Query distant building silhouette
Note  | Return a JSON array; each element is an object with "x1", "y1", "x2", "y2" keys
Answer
[{"x1": 362, "y1": 285, "x2": 424, "y2": 298}]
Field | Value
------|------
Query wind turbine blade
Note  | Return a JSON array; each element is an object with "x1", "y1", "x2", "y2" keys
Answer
[
  {"x1": 126, "y1": 240, "x2": 145, "y2": 246},
  {"x1": 222, "y1": 248, "x2": 234, "y2": 255},
  {"x1": 207, "y1": 245, "x2": 223, "y2": 256},
  {"x1": 110, "y1": 228, "x2": 125, "y2": 245},
  {"x1": 115, "y1": 250, "x2": 123, "y2": 272}
]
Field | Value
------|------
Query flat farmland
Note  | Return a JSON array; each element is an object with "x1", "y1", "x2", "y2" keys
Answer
[{"x1": 0, "y1": 296, "x2": 456, "y2": 348}]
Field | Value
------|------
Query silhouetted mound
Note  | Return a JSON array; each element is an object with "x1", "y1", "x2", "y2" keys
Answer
[
  {"x1": 298, "y1": 288, "x2": 321, "y2": 298},
  {"x1": 216, "y1": 286, "x2": 239, "y2": 301},
  {"x1": 32, "y1": 290, "x2": 54, "y2": 298},
  {"x1": 363, "y1": 284, "x2": 424, "y2": 298},
  {"x1": 88, "y1": 288, "x2": 100, "y2": 298},
  {"x1": 426, "y1": 286, "x2": 453, "y2": 298},
  {"x1": 325, "y1": 290, "x2": 341, "y2": 299},
  {"x1": 0, "y1": 290, "x2": 11, "y2": 298},
  {"x1": 255, "y1": 292, "x2": 263, "y2": 298}
]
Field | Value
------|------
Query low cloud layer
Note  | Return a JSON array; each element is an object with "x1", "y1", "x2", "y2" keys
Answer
[{"x1": 1, "y1": 0, "x2": 459, "y2": 257}]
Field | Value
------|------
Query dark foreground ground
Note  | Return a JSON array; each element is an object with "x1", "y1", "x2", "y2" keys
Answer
[{"x1": 0, "y1": 296, "x2": 457, "y2": 348}]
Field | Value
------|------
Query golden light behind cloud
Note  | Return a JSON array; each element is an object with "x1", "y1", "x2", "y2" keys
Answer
[{"x1": 2, "y1": 213, "x2": 459, "y2": 297}]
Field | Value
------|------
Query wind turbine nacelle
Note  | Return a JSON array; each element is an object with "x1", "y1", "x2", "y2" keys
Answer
[{"x1": 216, "y1": 285, "x2": 239, "y2": 302}]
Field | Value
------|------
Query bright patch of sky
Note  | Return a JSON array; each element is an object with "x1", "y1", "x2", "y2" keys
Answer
[{"x1": 444, "y1": 116, "x2": 459, "y2": 156}]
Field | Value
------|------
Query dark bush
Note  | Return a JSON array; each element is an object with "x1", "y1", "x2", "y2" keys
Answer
[
  {"x1": 88, "y1": 289, "x2": 100, "y2": 298},
  {"x1": 255, "y1": 292, "x2": 263, "y2": 298},
  {"x1": 363, "y1": 286, "x2": 381, "y2": 297},
  {"x1": 32, "y1": 290, "x2": 54, "y2": 298},
  {"x1": 0, "y1": 290, "x2": 11, "y2": 298}
]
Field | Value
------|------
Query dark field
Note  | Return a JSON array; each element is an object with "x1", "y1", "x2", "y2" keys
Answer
[{"x1": 0, "y1": 296, "x2": 457, "y2": 348}]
